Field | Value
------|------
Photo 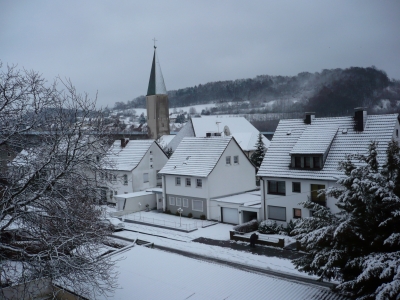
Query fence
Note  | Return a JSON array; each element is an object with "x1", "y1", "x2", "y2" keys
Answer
[{"x1": 116, "y1": 213, "x2": 214, "y2": 231}]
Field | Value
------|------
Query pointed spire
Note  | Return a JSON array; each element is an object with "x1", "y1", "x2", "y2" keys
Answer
[{"x1": 147, "y1": 47, "x2": 167, "y2": 96}]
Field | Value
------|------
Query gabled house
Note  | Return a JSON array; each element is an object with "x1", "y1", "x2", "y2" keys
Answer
[
  {"x1": 257, "y1": 109, "x2": 400, "y2": 224},
  {"x1": 159, "y1": 137, "x2": 257, "y2": 223},
  {"x1": 101, "y1": 139, "x2": 168, "y2": 203},
  {"x1": 168, "y1": 116, "x2": 270, "y2": 157}
]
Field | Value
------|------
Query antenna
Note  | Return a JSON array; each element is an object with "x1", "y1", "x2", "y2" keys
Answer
[
  {"x1": 153, "y1": 37, "x2": 158, "y2": 49},
  {"x1": 223, "y1": 125, "x2": 231, "y2": 136}
]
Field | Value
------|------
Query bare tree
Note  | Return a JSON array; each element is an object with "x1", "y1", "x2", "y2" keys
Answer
[{"x1": 0, "y1": 62, "x2": 118, "y2": 299}]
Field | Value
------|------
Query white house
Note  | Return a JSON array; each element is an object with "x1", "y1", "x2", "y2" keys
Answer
[
  {"x1": 168, "y1": 116, "x2": 270, "y2": 157},
  {"x1": 101, "y1": 139, "x2": 168, "y2": 203},
  {"x1": 158, "y1": 137, "x2": 257, "y2": 224},
  {"x1": 257, "y1": 109, "x2": 400, "y2": 224}
]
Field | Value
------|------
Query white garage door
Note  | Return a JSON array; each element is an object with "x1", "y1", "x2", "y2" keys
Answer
[{"x1": 222, "y1": 207, "x2": 239, "y2": 225}]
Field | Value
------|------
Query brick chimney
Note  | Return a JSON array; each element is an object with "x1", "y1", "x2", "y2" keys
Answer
[
  {"x1": 304, "y1": 112, "x2": 315, "y2": 124},
  {"x1": 354, "y1": 108, "x2": 367, "y2": 131}
]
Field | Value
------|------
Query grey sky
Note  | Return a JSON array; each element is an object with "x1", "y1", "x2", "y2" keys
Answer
[{"x1": 1, "y1": 1, "x2": 399, "y2": 108}]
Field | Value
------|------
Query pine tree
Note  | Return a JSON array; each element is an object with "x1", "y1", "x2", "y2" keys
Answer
[
  {"x1": 292, "y1": 141, "x2": 400, "y2": 299},
  {"x1": 164, "y1": 147, "x2": 173, "y2": 158},
  {"x1": 250, "y1": 133, "x2": 266, "y2": 168}
]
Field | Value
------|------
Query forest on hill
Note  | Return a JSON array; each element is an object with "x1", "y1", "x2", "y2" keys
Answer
[{"x1": 114, "y1": 66, "x2": 400, "y2": 119}]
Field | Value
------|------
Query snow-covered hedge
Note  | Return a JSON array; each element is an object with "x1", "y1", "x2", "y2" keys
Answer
[
  {"x1": 258, "y1": 220, "x2": 284, "y2": 234},
  {"x1": 232, "y1": 220, "x2": 258, "y2": 233}
]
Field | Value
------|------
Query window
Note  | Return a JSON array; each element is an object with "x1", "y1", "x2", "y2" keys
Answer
[
  {"x1": 157, "y1": 171, "x2": 162, "y2": 180},
  {"x1": 114, "y1": 191, "x2": 118, "y2": 195},
  {"x1": 292, "y1": 182, "x2": 301, "y2": 193},
  {"x1": 143, "y1": 173, "x2": 149, "y2": 183},
  {"x1": 183, "y1": 198, "x2": 188, "y2": 208},
  {"x1": 311, "y1": 184, "x2": 326, "y2": 204},
  {"x1": 100, "y1": 173, "x2": 104, "y2": 180},
  {"x1": 150, "y1": 164, "x2": 153, "y2": 169},
  {"x1": 169, "y1": 197, "x2": 175, "y2": 205},
  {"x1": 110, "y1": 191, "x2": 113, "y2": 199},
  {"x1": 226, "y1": 156, "x2": 231, "y2": 165},
  {"x1": 7, "y1": 152, "x2": 11, "y2": 157},
  {"x1": 268, "y1": 180, "x2": 286, "y2": 195},
  {"x1": 192, "y1": 200, "x2": 203, "y2": 212},
  {"x1": 234, "y1": 156, "x2": 239, "y2": 164},
  {"x1": 176, "y1": 177, "x2": 181, "y2": 186},
  {"x1": 293, "y1": 208, "x2": 302, "y2": 219},
  {"x1": 196, "y1": 179, "x2": 202, "y2": 188},
  {"x1": 268, "y1": 206, "x2": 286, "y2": 221},
  {"x1": 123, "y1": 174, "x2": 128, "y2": 185},
  {"x1": 304, "y1": 157, "x2": 311, "y2": 168},
  {"x1": 150, "y1": 157, "x2": 153, "y2": 162},
  {"x1": 186, "y1": 178, "x2": 191, "y2": 187},
  {"x1": 176, "y1": 198, "x2": 182, "y2": 206},
  {"x1": 313, "y1": 157, "x2": 321, "y2": 169},
  {"x1": 294, "y1": 157, "x2": 301, "y2": 168}
]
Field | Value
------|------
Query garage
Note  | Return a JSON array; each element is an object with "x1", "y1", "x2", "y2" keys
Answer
[{"x1": 221, "y1": 207, "x2": 239, "y2": 224}]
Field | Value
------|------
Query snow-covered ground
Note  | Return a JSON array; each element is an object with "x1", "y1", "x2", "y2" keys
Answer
[{"x1": 106, "y1": 209, "x2": 306, "y2": 277}]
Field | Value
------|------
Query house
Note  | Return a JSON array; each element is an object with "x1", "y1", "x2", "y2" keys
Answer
[
  {"x1": 158, "y1": 137, "x2": 257, "y2": 223},
  {"x1": 101, "y1": 139, "x2": 168, "y2": 203},
  {"x1": 168, "y1": 116, "x2": 270, "y2": 157},
  {"x1": 257, "y1": 108, "x2": 400, "y2": 224}
]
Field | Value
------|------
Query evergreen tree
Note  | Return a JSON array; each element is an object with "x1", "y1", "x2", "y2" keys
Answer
[
  {"x1": 250, "y1": 133, "x2": 266, "y2": 168},
  {"x1": 164, "y1": 147, "x2": 173, "y2": 158},
  {"x1": 292, "y1": 141, "x2": 400, "y2": 299},
  {"x1": 139, "y1": 112, "x2": 146, "y2": 124}
]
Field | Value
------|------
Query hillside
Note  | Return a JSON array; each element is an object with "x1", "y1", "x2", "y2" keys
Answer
[{"x1": 114, "y1": 66, "x2": 400, "y2": 126}]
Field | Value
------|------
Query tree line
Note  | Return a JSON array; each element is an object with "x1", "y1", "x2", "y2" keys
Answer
[{"x1": 114, "y1": 66, "x2": 400, "y2": 117}]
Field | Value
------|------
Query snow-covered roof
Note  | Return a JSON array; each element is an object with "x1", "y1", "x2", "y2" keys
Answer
[
  {"x1": 290, "y1": 125, "x2": 338, "y2": 155},
  {"x1": 114, "y1": 191, "x2": 153, "y2": 199},
  {"x1": 258, "y1": 113, "x2": 398, "y2": 180},
  {"x1": 157, "y1": 134, "x2": 175, "y2": 149},
  {"x1": 98, "y1": 245, "x2": 346, "y2": 300},
  {"x1": 212, "y1": 190, "x2": 261, "y2": 205},
  {"x1": 159, "y1": 137, "x2": 232, "y2": 177},
  {"x1": 169, "y1": 116, "x2": 270, "y2": 152},
  {"x1": 104, "y1": 139, "x2": 155, "y2": 171}
]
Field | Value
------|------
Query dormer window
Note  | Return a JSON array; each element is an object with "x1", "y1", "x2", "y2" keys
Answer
[
  {"x1": 294, "y1": 157, "x2": 301, "y2": 168},
  {"x1": 291, "y1": 155, "x2": 322, "y2": 170},
  {"x1": 313, "y1": 157, "x2": 321, "y2": 169},
  {"x1": 304, "y1": 157, "x2": 311, "y2": 168}
]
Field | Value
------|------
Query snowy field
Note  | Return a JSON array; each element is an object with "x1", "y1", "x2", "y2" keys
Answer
[{"x1": 100, "y1": 246, "x2": 341, "y2": 300}]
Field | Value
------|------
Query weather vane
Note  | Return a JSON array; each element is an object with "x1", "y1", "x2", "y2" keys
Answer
[{"x1": 153, "y1": 37, "x2": 157, "y2": 49}]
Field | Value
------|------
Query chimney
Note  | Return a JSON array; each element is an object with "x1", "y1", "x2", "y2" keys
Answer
[
  {"x1": 304, "y1": 112, "x2": 315, "y2": 124},
  {"x1": 354, "y1": 107, "x2": 367, "y2": 131},
  {"x1": 120, "y1": 138, "x2": 129, "y2": 148}
]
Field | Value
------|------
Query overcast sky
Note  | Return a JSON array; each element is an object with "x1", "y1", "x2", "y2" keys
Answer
[{"x1": 1, "y1": 1, "x2": 400, "y2": 108}]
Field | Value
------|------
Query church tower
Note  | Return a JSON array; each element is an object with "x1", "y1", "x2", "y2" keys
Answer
[{"x1": 146, "y1": 46, "x2": 170, "y2": 139}]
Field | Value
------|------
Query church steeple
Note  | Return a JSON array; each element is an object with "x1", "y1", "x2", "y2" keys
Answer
[
  {"x1": 145, "y1": 43, "x2": 170, "y2": 140},
  {"x1": 146, "y1": 47, "x2": 167, "y2": 96}
]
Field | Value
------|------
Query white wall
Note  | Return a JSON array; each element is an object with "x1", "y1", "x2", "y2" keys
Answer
[
  {"x1": 208, "y1": 139, "x2": 257, "y2": 198},
  {"x1": 261, "y1": 176, "x2": 339, "y2": 224},
  {"x1": 132, "y1": 142, "x2": 168, "y2": 191},
  {"x1": 105, "y1": 142, "x2": 168, "y2": 202},
  {"x1": 164, "y1": 175, "x2": 209, "y2": 199}
]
